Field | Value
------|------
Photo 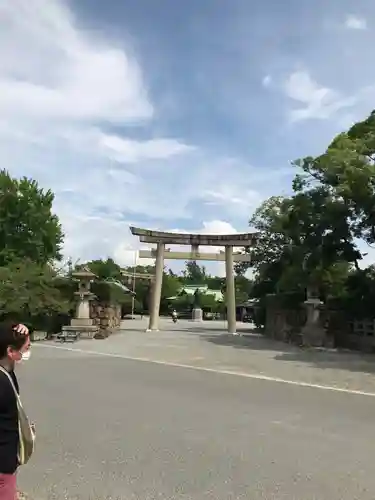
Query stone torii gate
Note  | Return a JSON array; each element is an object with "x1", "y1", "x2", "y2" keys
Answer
[{"x1": 130, "y1": 226, "x2": 257, "y2": 335}]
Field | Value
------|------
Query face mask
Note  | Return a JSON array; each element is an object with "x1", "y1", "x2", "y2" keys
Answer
[
  {"x1": 15, "y1": 350, "x2": 31, "y2": 363},
  {"x1": 21, "y1": 350, "x2": 31, "y2": 361}
]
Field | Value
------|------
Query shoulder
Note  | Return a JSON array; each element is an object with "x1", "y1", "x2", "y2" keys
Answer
[
  {"x1": 0, "y1": 370, "x2": 13, "y2": 399},
  {"x1": 0, "y1": 370, "x2": 18, "y2": 396},
  {"x1": 0, "y1": 369, "x2": 9, "y2": 384}
]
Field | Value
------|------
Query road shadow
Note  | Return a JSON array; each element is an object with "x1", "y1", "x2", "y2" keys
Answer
[
  {"x1": 200, "y1": 332, "x2": 299, "y2": 353},
  {"x1": 160, "y1": 324, "x2": 232, "y2": 334},
  {"x1": 200, "y1": 332, "x2": 375, "y2": 375},
  {"x1": 273, "y1": 350, "x2": 375, "y2": 375},
  {"x1": 159, "y1": 322, "x2": 261, "y2": 334}
]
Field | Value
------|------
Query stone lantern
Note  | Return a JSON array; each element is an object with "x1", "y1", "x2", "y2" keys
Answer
[{"x1": 60, "y1": 266, "x2": 99, "y2": 340}]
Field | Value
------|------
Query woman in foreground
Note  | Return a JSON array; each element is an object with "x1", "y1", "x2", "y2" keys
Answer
[{"x1": 0, "y1": 323, "x2": 32, "y2": 500}]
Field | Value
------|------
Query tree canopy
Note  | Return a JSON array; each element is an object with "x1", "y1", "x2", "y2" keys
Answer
[
  {"x1": 182, "y1": 261, "x2": 207, "y2": 284},
  {"x1": 0, "y1": 171, "x2": 67, "y2": 325},
  {"x1": 84, "y1": 258, "x2": 122, "y2": 281},
  {"x1": 239, "y1": 110, "x2": 375, "y2": 316},
  {"x1": 0, "y1": 259, "x2": 71, "y2": 326},
  {"x1": 294, "y1": 112, "x2": 375, "y2": 245},
  {"x1": 0, "y1": 170, "x2": 63, "y2": 266}
]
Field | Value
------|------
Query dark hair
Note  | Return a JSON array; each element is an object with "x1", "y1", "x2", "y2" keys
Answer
[{"x1": 0, "y1": 322, "x2": 28, "y2": 358}]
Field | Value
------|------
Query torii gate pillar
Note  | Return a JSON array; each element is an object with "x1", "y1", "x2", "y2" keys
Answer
[
  {"x1": 225, "y1": 246, "x2": 237, "y2": 335},
  {"x1": 147, "y1": 242, "x2": 165, "y2": 331}
]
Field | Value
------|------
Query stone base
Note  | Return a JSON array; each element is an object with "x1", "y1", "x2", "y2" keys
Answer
[
  {"x1": 302, "y1": 299, "x2": 325, "y2": 347},
  {"x1": 192, "y1": 308, "x2": 203, "y2": 322},
  {"x1": 94, "y1": 329, "x2": 110, "y2": 340},
  {"x1": 301, "y1": 324, "x2": 326, "y2": 347},
  {"x1": 30, "y1": 330, "x2": 48, "y2": 341},
  {"x1": 71, "y1": 318, "x2": 95, "y2": 327},
  {"x1": 61, "y1": 324, "x2": 99, "y2": 340}
]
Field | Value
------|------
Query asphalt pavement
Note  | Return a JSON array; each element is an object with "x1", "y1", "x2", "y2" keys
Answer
[{"x1": 16, "y1": 321, "x2": 375, "y2": 499}]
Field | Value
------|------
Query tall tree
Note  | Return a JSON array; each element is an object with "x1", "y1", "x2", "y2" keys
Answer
[
  {"x1": 83, "y1": 258, "x2": 122, "y2": 281},
  {"x1": 240, "y1": 188, "x2": 359, "y2": 298},
  {"x1": 183, "y1": 261, "x2": 207, "y2": 284},
  {"x1": 235, "y1": 196, "x2": 288, "y2": 277},
  {"x1": 161, "y1": 270, "x2": 181, "y2": 299},
  {"x1": 0, "y1": 170, "x2": 63, "y2": 265},
  {"x1": 235, "y1": 275, "x2": 253, "y2": 303},
  {"x1": 293, "y1": 110, "x2": 375, "y2": 246},
  {"x1": 120, "y1": 264, "x2": 182, "y2": 313},
  {"x1": 0, "y1": 259, "x2": 71, "y2": 324}
]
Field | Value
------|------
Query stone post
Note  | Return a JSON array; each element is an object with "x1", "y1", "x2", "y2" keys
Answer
[
  {"x1": 147, "y1": 242, "x2": 165, "y2": 331},
  {"x1": 225, "y1": 246, "x2": 237, "y2": 335},
  {"x1": 77, "y1": 297, "x2": 90, "y2": 319},
  {"x1": 301, "y1": 287, "x2": 324, "y2": 346},
  {"x1": 191, "y1": 244, "x2": 203, "y2": 322}
]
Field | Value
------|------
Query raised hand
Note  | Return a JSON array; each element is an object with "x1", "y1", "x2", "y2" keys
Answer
[{"x1": 13, "y1": 324, "x2": 29, "y2": 336}]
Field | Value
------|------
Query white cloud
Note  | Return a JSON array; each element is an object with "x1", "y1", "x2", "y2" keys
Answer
[
  {"x1": 284, "y1": 71, "x2": 332, "y2": 105},
  {"x1": 262, "y1": 75, "x2": 272, "y2": 87},
  {"x1": 99, "y1": 134, "x2": 194, "y2": 163},
  {"x1": 199, "y1": 220, "x2": 239, "y2": 234},
  {"x1": 283, "y1": 71, "x2": 359, "y2": 122},
  {"x1": 202, "y1": 186, "x2": 261, "y2": 216},
  {"x1": 0, "y1": 0, "x2": 152, "y2": 123},
  {"x1": 345, "y1": 15, "x2": 367, "y2": 30}
]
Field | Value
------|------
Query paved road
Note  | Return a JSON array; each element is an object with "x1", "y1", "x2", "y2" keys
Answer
[
  {"x1": 17, "y1": 328, "x2": 375, "y2": 500},
  {"x1": 41, "y1": 318, "x2": 375, "y2": 394}
]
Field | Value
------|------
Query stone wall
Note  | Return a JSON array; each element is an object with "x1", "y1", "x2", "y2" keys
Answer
[
  {"x1": 265, "y1": 304, "x2": 306, "y2": 342},
  {"x1": 329, "y1": 317, "x2": 375, "y2": 352},
  {"x1": 90, "y1": 301, "x2": 122, "y2": 338},
  {"x1": 264, "y1": 298, "x2": 375, "y2": 352}
]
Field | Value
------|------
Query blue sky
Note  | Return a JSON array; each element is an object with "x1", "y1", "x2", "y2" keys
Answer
[{"x1": 2, "y1": 0, "x2": 375, "y2": 272}]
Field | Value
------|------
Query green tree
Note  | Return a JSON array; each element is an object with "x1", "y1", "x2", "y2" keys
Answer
[
  {"x1": 120, "y1": 265, "x2": 153, "y2": 311},
  {"x1": 0, "y1": 259, "x2": 71, "y2": 326},
  {"x1": 241, "y1": 188, "x2": 359, "y2": 300},
  {"x1": 183, "y1": 261, "x2": 207, "y2": 284},
  {"x1": 121, "y1": 295, "x2": 142, "y2": 315},
  {"x1": 0, "y1": 170, "x2": 63, "y2": 265},
  {"x1": 293, "y1": 110, "x2": 375, "y2": 246},
  {"x1": 160, "y1": 270, "x2": 182, "y2": 313},
  {"x1": 236, "y1": 196, "x2": 288, "y2": 277},
  {"x1": 337, "y1": 266, "x2": 375, "y2": 318},
  {"x1": 162, "y1": 268, "x2": 182, "y2": 298},
  {"x1": 205, "y1": 276, "x2": 225, "y2": 290},
  {"x1": 235, "y1": 275, "x2": 252, "y2": 302},
  {"x1": 84, "y1": 258, "x2": 122, "y2": 281},
  {"x1": 235, "y1": 113, "x2": 375, "y2": 320},
  {"x1": 172, "y1": 293, "x2": 193, "y2": 312},
  {"x1": 199, "y1": 293, "x2": 220, "y2": 311},
  {"x1": 121, "y1": 265, "x2": 182, "y2": 314}
]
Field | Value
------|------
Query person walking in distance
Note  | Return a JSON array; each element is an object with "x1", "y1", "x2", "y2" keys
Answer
[{"x1": 0, "y1": 323, "x2": 34, "y2": 499}]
